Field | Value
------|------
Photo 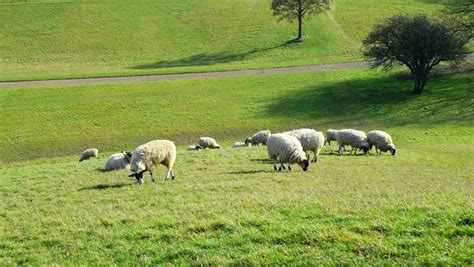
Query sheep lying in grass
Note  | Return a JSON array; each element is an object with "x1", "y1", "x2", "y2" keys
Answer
[
  {"x1": 267, "y1": 133, "x2": 309, "y2": 172},
  {"x1": 128, "y1": 140, "x2": 176, "y2": 185},
  {"x1": 104, "y1": 151, "x2": 132, "y2": 171},
  {"x1": 232, "y1": 142, "x2": 250, "y2": 148},
  {"x1": 324, "y1": 129, "x2": 338, "y2": 146},
  {"x1": 367, "y1": 130, "x2": 397, "y2": 155},
  {"x1": 335, "y1": 129, "x2": 370, "y2": 155},
  {"x1": 79, "y1": 148, "x2": 99, "y2": 161},
  {"x1": 283, "y1": 128, "x2": 324, "y2": 163},
  {"x1": 199, "y1": 137, "x2": 220, "y2": 149},
  {"x1": 187, "y1": 145, "x2": 203, "y2": 151},
  {"x1": 245, "y1": 130, "x2": 271, "y2": 146}
]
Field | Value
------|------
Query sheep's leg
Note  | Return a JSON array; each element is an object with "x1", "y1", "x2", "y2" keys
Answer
[
  {"x1": 273, "y1": 160, "x2": 277, "y2": 171},
  {"x1": 150, "y1": 171, "x2": 156, "y2": 182},
  {"x1": 311, "y1": 150, "x2": 317, "y2": 162},
  {"x1": 278, "y1": 162, "x2": 285, "y2": 171},
  {"x1": 170, "y1": 169, "x2": 175, "y2": 180},
  {"x1": 164, "y1": 170, "x2": 170, "y2": 181},
  {"x1": 288, "y1": 164, "x2": 292, "y2": 171},
  {"x1": 338, "y1": 145, "x2": 344, "y2": 155}
]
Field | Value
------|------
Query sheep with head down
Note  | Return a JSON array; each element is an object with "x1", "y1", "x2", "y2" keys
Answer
[
  {"x1": 199, "y1": 137, "x2": 220, "y2": 149},
  {"x1": 245, "y1": 130, "x2": 271, "y2": 146},
  {"x1": 283, "y1": 128, "x2": 325, "y2": 163},
  {"x1": 79, "y1": 148, "x2": 98, "y2": 162},
  {"x1": 267, "y1": 133, "x2": 309, "y2": 172},
  {"x1": 335, "y1": 129, "x2": 370, "y2": 155},
  {"x1": 104, "y1": 151, "x2": 132, "y2": 171},
  {"x1": 128, "y1": 140, "x2": 176, "y2": 185},
  {"x1": 367, "y1": 130, "x2": 397, "y2": 155}
]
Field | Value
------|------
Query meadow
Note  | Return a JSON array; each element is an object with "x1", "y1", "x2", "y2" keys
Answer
[
  {"x1": 1, "y1": 67, "x2": 473, "y2": 264},
  {"x1": 0, "y1": 0, "x2": 445, "y2": 81}
]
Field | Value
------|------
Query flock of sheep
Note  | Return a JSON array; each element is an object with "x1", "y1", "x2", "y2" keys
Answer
[{"x1": 79, "y1": 128, "x2": 396, "y2": 185}]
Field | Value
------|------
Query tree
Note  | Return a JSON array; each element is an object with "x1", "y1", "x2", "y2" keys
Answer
[
  {"x1": 443, "y1": 0, "x2": 473, "y2": 40},
  {"x1": 271, "y1": 0, "x2": 329, "y2": 42},
  {"x1": 363, "y1": 15, "x2": 470, "y2": 95}
]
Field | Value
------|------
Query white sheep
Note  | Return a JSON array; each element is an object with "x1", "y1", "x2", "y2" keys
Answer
[
  {"x1": 104, "y1": 151, "x2": 132, "y2": 171},
  {"x1": 283, "y1": 128, "x2": 325, "y2": 163},
  {"x1": 79, "y1": 148, "x2": 99, "y2": 162},
  {"x1": 128, "y1": 140, "x2": 176, "y2": 185},
  {"x1": 367, "y1": 130, "x2": 397, "y2": 155},
  {"x1": 187, "y1": 145, "x2": 203, "y2": 151},
  {"x1": 245, "y1": 130, "x2": 271, "y2": 146},
  {"x1": 267, "y1": 133, "x2": 309, "y2": 172},
  {"x1": 324, "y1": 129, "x2": 338, "y2": 146},
  {"x1": 198, "y1": 137, "x2": 220, "y2": 149},
  {"x1": 232, "y1": 142, "x2": 250, "y2": 148},
  {"x1": 335, "y1": 129, "x2": 370, "y2": 155}
]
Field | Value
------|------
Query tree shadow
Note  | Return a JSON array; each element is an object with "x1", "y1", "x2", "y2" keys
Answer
[
  {"x1": 131, "y1": 40, "x2": 296, "y2": 69},
  {"x1": 78, "y1": 183, "x2": 132, "y2": 191},
  {"x1": 258, "y1": 74, "x2": 471, "y2": 127}
]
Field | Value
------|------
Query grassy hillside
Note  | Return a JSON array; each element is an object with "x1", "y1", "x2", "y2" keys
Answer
[
  {"x1": 1, "y1": 67, "x2": 472, "y2": 162},
  {"x1": 0, "y1": 0, "x2": 445, "y2": 81},
  {"x1": 1, "y1": 66, "x2": 472, "y2": 264}
]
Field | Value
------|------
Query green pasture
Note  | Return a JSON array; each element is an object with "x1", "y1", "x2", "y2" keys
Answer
[{"x1": 0, "y1": 0, "x2": 445, "y2": 81}]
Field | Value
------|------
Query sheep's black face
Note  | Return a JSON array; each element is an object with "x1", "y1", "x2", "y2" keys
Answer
[
  {"x1": 362, "y1": 146, "x2": 370, "y2": 154},
  {"x1": 126, "y1": 152, "x2": 132, "y2": 158},
  {"x1": 391, "y1": 148, "x2": 397, "y2": 156},
  {"x1": 129, "y1": 171, "x2": 145, "y2": 185},
  {"x1": 300, "y1": 160, "x2": 309, "y2": 171},
  {"x1": 196, "y1": 146, "x2": 203, "y2": 150}
]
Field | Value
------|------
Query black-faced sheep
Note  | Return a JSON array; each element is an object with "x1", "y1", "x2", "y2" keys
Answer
[
  {"x1": 199, "y1": 137, "x2": 220, "y2": 149},
  {"x1": 367, "y1": 130, "x2": 397, "y2": 155},
  {"x1": 267, "y1": 133, "x2": 309, "y2": 172},
  {"x1": 79, "y1": 148, "x2": 99, "y2": 161},
  {"x1": 245, "y1": 130, "x2": 271, "y2": 146}
]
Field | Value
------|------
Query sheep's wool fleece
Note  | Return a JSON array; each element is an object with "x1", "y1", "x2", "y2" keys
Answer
[
  {"x1": 367, "y1": 130, "x2": 395, "y2": 151},
  {"x1": 284, "y1": 128, "x2": 324, "y2": 152},
  {"x1": 104, "y1": 152, "x2": 130, "y2": 171},
  {"x1": 130, "y1": 140, "x2": 176, "y2": 173},
  {"x1": 199, "y1": 137, "x2": 219, "y2": 148},
  {"x1": 335, "y1": 129, "x2": 367, "y2": 147},
  {"x1": 267, "y1": 134, "x2": 307, "y2": 164},
  {"x1": 249, "y1": 130, "x2": 271, "y2": 144},
  {"x1": 80, "y1": 148, "x2": 98, "y2": 161}
]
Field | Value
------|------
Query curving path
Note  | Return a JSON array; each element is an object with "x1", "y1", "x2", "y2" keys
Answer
[{"x1": 0, "y1": 61, "x2": 370, "y2": 88}]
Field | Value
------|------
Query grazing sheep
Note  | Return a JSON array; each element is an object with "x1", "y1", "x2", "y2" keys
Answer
[
  {"x1": 283, "y1": 128, "x2": 324, "y2": 163},
  {"x1": 199, "y1": 137, "x2": 220, "y2": 149},
  {"x1": 128, "y1": 140, "x2": 176, "y2": 185},
  {"x1": 104, "y1": 151, "x2": 132, "y2": 171},
  {"x1": 335, "y1": 129, "x2": 370, "y2": 155},
  {"x1": 187, "y1": 145, "x2": 203, "y2": 151},
  {"x1": 267, "y1": 133, "x2": 309, "y2": 172},
  {"x1": 367, "y1": 130, "x2": 397, "y2": 155},
  {"x1": 245, "y1": 130, "x2": 271, "y2": 146},
  {"x1": 79, "y1": 148, "x2": 98, "y2": 161},
  {"x1": 232, "y1": 142, "x2": 250, "y2": 148},
  {"x1": 325, "y1": 129, "x2": 338, "y2": 146}
]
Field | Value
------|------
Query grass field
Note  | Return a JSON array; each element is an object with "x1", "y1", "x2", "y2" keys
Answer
[
  {"x1": 0, "y1": 0, "x2": 445, "y2": 81},
  {"x1": 1, "y1": 67, "x2": 473, "y2": 264}
]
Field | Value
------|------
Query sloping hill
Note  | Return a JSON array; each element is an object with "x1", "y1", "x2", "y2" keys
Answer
[{"x1": 0, "y1": 0, "x2": 444, "y2": 81}]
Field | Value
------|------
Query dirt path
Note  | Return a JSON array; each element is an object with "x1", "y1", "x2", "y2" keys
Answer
[{"x1": 0, "y1": 61, "x2": 370, "y2": 88}]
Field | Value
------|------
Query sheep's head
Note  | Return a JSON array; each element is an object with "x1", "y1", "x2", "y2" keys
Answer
[
  {"x1": 360, "y1": 141, "x2": 370, "y2": 154},
  {"x1": 299, "y1": 160, "x2": 309, "y2": 172},
  {"x1": 244, "y1": 137, "x2": 251, "y2": 145},
  {"x1": 195, "y1": 145, "x2": 203, "y2": 150},
  {"x1": 390, "y1": 147, "x2": 397, "y2": 156},
  {"x1": 129, "y1": 170, "x2": 145, "y2": 185}
]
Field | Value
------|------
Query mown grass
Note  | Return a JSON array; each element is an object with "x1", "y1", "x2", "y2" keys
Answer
[
  {"x1": 0, "y1": 0, "x2": 445, "y2": 81},
  {"x1": 1, "y1": 142, "x2": 473, "y2": 264},
  {"x1": 0, "y1": 67, "x2": 473, "y2": 264}
]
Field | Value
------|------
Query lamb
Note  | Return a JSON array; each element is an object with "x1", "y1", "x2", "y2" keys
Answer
[
  {"x1": 267, "y1": 133, "x2": 309, "y2": 172},
  {"x1": 232, "y1": 142, "x2": 250, "y2": 148},
  {"x1": 104, "y1": 151, "x2": 132, "y2": 171},
  {"x1": 324, "y1": 129, "x2": 338, "y2": 145},
  {"x1": 128, "y1": 140, "x2": 176, "y2": 185},
  {"x1": 198, "y1": 137, "x2": 220, "y2": 149},
  {"x1": 367, "y1": 130, "x2": 397, "y2": 155},
  {"x1": 335, "y1": 129, "x2": 370, "y2": 155},
  {"x1": 283, "y1": 128, "x2": 325, "y2": 162},
  {"x1": 79, "y1": 148, "x2": 99, "y2": 161},
  {"x1": 245, "y1": 130, "x2": 271, "y2": 146},
  {"x1": 187, "y1": 145, "x2": 203, "y2": 151}
]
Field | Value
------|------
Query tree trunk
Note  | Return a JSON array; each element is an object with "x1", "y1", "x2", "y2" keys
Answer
[
  {"x1": 297, "y1": 0, "x2": 303, "y2": 42},
  {"x1": 413, "y1": 70, "x2": 428, "y2": 95}
]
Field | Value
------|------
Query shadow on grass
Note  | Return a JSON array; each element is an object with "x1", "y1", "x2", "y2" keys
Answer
[
  {"x1": 250, "y1": 158, "x2": 273, "y2": 164},
  {"x1": 258, "y1": 74, "x2": 472, "y2": 127},
  {"x1": 131, "y1": 40, "x2": 296, "y2": 69},
  {"x1": 78, "y1": 183, "x2": 132, "y2": 191}
]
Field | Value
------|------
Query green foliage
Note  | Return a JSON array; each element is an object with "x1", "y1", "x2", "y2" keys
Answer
[{"x1": 363, "y1": 15, "x2": 470, "y2": 94}]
